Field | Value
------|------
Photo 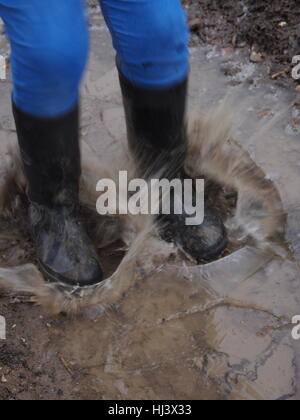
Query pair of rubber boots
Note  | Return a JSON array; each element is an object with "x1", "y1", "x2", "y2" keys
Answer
[{"x1": 12, "y1": 73, "x2": 227, "y2": 287}]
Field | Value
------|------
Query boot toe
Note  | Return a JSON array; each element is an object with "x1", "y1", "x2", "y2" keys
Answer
[
  {"x1": 188, "y1": 206, "x2": 228, "y2": 262},
  {"x1": 39, "y1": 256, "x2": 103, "y2": 288},
  {"x1": 160, "y1": 205, "x2": 228, "y2": 263},
  {"x1": 30, "y1": 204, "x2": 104, "y2": 288},
  {"x1": 183, "y1": 221, "x2": 228, "y2": 262}
]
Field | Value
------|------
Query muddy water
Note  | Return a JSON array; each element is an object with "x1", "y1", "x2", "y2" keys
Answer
[{"x1": 0, "y1": 9, "x2": 300, "y2": 400}]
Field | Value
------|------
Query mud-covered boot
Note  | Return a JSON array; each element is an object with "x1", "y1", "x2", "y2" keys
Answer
[
  {"x1": 119, "y1": 71, "x2": 228, "y2": 262},
  {"x1": 13, "y1": 103, "x2": 103, "y2": 287}
]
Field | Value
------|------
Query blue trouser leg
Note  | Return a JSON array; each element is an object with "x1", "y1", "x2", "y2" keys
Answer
[
  {"x1": 0, "y1": 0, "x2": 189, "y2": 117},
  {"x1": 99, "y1": 0, "x2": 189, "y2": 89},
  {"x1": 0, "y1": 0, "x2": 89, "y2": 117}
]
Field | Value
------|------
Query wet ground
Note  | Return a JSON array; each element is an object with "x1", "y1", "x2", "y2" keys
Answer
[{"x1": 0, "y1": 2, "x2": 300, "y2": 400}]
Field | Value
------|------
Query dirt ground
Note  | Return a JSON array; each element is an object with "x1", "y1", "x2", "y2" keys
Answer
[
  {"x1": 0, "y1": 1, "x2": 300, "y2": 401},
  {"x1": 184, "y1": 0, "x2": 300, "y2": 67}
]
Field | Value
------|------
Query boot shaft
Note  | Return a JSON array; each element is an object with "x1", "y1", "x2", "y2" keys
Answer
[
  {"x1": 119, "y1": 71, "x2": 188, "y2": 179},
  {"x1": 13, "y1": 103, "x2": 81, "y2": 207}
]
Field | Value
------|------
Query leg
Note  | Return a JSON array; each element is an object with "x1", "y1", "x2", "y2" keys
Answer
[
  {"x1": 100, "y1": 0, "x2": 227, "y2": 262},
  {"x1": 100, "y1": 0, "x2": 189, "y2": 90},
  {"x1": 100, "y1": 0, "x2": 189, "y2": 172},
  {"x1": 0, "y1": 0, "x2": 103, "y2": 286},
  {"x1": 0, "y1": 0, "x2": 89, "y2": 117}
]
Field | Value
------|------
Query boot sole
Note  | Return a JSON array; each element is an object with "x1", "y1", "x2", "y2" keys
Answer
[{"x1": 38, "y1": 260, "x2": 104, "y2": 289}]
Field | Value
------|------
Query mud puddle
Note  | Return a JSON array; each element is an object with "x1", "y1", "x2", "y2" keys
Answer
[{"x1": 0, "y1": 187, "x2": 236, "y2": 400}]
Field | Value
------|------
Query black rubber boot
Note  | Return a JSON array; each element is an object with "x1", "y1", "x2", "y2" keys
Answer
[
  {"x1": 13, "y1": 103, "x2": 103, "y2": 287},
  {"x1": 119, "y1": 72, "x2": 228, "y2": 263}
]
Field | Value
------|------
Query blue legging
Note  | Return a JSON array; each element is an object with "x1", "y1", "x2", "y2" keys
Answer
[{"x1": 0, "y1": 0, "x2": 189, "y2": 117}]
